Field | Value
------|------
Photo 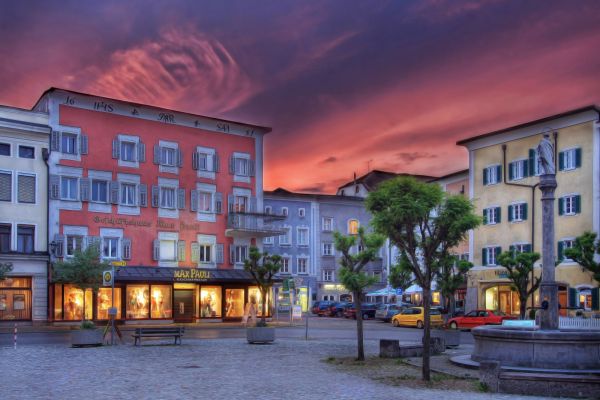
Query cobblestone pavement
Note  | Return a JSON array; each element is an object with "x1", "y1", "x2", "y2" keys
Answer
[{"x1": 0, "y1": 338, "x2": 554, "y2": 400}]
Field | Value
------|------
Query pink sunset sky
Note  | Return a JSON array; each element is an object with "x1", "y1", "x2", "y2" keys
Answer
[{"x1": 1, "y1": 1, "x2": 599, "y2": 193}]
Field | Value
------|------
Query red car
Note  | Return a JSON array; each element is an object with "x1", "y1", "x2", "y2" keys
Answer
[{"x1": 447, "y1": 309, "x2": 516, "y2": 329}]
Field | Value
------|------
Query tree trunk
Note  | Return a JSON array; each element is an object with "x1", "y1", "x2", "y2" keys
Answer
[
  {"x1": 520, "y1": 293, "x2": 528, "y2": 320},
  {"x1": 355, "y1": 290, "x2": 365, "y2": 361},
  {"x1": 260, "y1": 287, "x2": 268, "y2": 325},
  {"x1": 422, "y1": 285, "x2": 431, "y2": 381}
]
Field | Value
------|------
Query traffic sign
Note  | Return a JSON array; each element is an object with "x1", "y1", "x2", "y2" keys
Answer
[{"x1": 103, "y1": 270, "x2": 113, "y2": 287}]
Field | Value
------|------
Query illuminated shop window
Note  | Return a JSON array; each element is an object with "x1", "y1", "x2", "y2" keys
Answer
[
  {"x1": 126, "y1": 285, "x2": 150, "y2": 319},
  {"x1": 97, "y1": 288, "x2": 122, "y2": 320},
  {"x1": 0, "y1": 277, "x2": 32, "y2": 321},
  {"x1": 248, "y1": 286, "x2": 270, "y2": 317},
  {"x1": 63, "y1": 285, "x2": 92, "y2": 320},
  {"x1": 151, "y1": 285, "x2": 172, "y2": 318},
  {"x1": 200, "y1": 286, "x2": 222, "y2": 318},
  {"x1": 225, "y1": 289, "x2": 245, "y2": 318}
]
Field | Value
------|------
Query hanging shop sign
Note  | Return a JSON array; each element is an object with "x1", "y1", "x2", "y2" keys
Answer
[
  {"x1": 173, "y1": 269, "x2": 212, "y2": 282},
  {"x1": 103, "y1": 270, "x2": 114, "y2": 287}
]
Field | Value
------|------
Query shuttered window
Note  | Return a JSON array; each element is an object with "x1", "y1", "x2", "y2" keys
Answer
[
  {"x1": 0, "y1": 171, "x2": 11, "y2": 202},
  {"x1": 17, "y1": 174, "x2": 35, "y2": 204}
]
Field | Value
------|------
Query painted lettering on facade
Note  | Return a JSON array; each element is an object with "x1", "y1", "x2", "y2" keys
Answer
[
  {"x1": 93, "y1": 101, "x2": 114, "y2": 113},
  {"x1": 93, "y1": 216, "x2": 152, "y2": 227},
  {"x1": 180, "y1": 221, "x2": 201, "y2": 231},
  {"x1": 157, "y1": 219, "x2": 176, "y2": 230},
  {"x1": 173, "y1": 269, "x2": 212, "y2": 282}
]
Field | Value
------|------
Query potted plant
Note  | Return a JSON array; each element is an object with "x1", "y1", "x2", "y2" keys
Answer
[
  {"x1": 243, "y1": 247, "x2": 282, "y2": 344},
  {"x1": 53, "y1": 245, "x2": 110, "y2": 347}
]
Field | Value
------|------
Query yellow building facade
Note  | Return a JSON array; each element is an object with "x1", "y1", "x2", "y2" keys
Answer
[{"x1": 458, "y1": 106, "x2": 600, "y2": 316}]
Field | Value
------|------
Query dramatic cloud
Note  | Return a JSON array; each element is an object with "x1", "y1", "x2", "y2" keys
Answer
[{"x1": 1, "y1": 1, "x2": 599, "y2": 193}]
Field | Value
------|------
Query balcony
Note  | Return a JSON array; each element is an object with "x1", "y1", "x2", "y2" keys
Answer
[{"x1": 226, "y1": 212, "x2": 286, "y2": 239}]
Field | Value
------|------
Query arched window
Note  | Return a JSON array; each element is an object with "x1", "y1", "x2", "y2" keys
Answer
[{"x1": 348, "y1": 219, "x2": 359, "y2": 235}]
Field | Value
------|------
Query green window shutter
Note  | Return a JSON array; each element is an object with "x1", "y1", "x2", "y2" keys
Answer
[
  {"x1": 525, "y1": 244, "x2": 532, "y2": 253},
  {"x1": 523, "y1": 203, "x2": 528, "y2": 220},
  {"x1": 508, "y1": 205, "x2": 513, "y2": 222},
  {"x1": 528, "y1": 149, "x2": 536, "y2": 176},
  {"x1": 495, "y1": 247, "x2": 502, "y2": 261},
  {"x1": 557, "y1": 241, "x2": 564, "y2": 261},
  {"x1": 575, "y1": 195, "x2": 581, "y2": 214},
  {"x1": 496, "y1": 165, "x2": 502, "y2": 183},
  {"x1": 558, "y1": 151, "x2": 565, "y2": 171},
  {"x1": 508, "y1": 162, "x2": 514, "y2": 180},
  {"x1": 482, "y1": 209, "x2": 488, "y2": 225},
  {"x1": 482, "y1": 248, "x2": 488, "y2": 266},
  {"x1": 483, "y1": 169, "x2": 488, "y2": 185},
  {"x1": 592, "y1": 288, "x2": 599, "y2": 311},
  {"x1": 496, "y1": 207, "x2": 501, "y2": 223},
  {"x1": 575, "y1": 148, "x2": 582, "y2": 168},
  {"x1": 568, "y1": 288, "x2": 577, "y2": 308},
  {"x1": 558, "y1": 197, "x2": 564, "y2": 216},
  {"x1": 509, "y1": 245, "x2": 515, "y2": 256}
]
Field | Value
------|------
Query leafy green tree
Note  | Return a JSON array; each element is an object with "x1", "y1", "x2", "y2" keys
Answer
[
  {"x1": 53, "y1": 245, "x2": 110, "y2": 321},
  {"x1": 497, "y1": 251, "x2": 541, "y2": 320},
  {"x1": 435, "y1": 255, "x2": 472, "y2": 316},
  {"x1": 244, "y1": 247, "x2": 282, "y2": 326},
  {"x1": 388, "y1": 252, "x2": 413, "y2": 297},
  {"x1": 564, "y1": 231, "x2": 600, "y2": 285},
  {"x1": 366, "y1": 176, "x2": 480, "y2": 381},
  {"x1": 334, "y1": 228, "x2": 384, "y2": 361},
  {"x1": 0, "y1": 262, "x2": 13, "y2": 281}
]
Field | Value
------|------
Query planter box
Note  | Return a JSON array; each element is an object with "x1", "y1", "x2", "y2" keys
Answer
[
  {"x1": 71, "y1": 329, "x2": 103, "y2": 347},
  {"x1": 246, "y1": 327, "x2": 275, "y2": 344},
  {"x1": 432, "y1": 329, "x2": 461, "y2": 348}
]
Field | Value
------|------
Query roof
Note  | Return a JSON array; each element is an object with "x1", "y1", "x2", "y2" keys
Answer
[
  {"x1": 337, "y1": 170, "x2": 437, "y2": 191},
  {"x1": 457, "y1": 105, "x2": 600, "y2": 146},
  {"x1": 34, "y1": 87, "x2": 272, "y2": 133},
  {"x1": 264, "y1": 187, "x2": 364, "y2": 202},
  {"x1": 428, "y1": 169, "x2": 469, "y2": 182},
  {"x1": 115, "y1": 266, "x2": 262, "y2": 283}
]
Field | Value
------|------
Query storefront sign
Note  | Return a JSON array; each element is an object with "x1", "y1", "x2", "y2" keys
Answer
[
  {"x1": 173, "y1": 269, "x2": 212, "y2": 282},
  {"x1": 103, "y1": 270, "x2": 114, "y2": 287}
]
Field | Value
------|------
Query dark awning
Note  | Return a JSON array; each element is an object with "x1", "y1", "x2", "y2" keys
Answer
[{"x1": 115, "y1": 267, "x2": 259, "y2": 284}]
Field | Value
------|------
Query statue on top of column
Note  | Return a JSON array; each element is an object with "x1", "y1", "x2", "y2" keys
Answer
[{"x1": 537, "y1": 133, "x2": 555, "y2": 175}]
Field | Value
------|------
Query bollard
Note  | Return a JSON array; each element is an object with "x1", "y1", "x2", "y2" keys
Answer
[{"x1": 13, "y1": 323, "x2": 17, "y2": 349}]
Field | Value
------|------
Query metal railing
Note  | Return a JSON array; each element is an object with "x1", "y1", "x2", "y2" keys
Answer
[
  {"x1": 227, "y1": 213, "x2": 285, "y2": 234},
  {"x1": 559, "y1": 316, "x2": 600, "y2": 330}
]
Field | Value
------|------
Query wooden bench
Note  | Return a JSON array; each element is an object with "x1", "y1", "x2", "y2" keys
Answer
[{"x1": 132, "y1": 327, "x2": 185, "y2": 346}]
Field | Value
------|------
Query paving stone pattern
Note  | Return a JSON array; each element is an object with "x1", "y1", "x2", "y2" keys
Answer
[{"x1": 0, "y1": 339, "x2": 553, "y2": 400}]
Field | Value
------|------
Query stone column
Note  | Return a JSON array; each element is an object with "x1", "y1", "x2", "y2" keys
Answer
[{"x1": 539, "y1": 173, "x2": 559, "y2": 330}]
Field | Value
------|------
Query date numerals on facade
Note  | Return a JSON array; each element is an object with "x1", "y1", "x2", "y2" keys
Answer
[
  {"x1": 158, "y1": 113, "x2": 175, "y2": 124},
  {"x1": 216, "y1": 122, "x2": 230, "y2": 133}
]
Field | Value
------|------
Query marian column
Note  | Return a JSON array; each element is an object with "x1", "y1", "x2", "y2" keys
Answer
[{"x1": 537, "y1": 134, "x2": 559, "y2": 330}]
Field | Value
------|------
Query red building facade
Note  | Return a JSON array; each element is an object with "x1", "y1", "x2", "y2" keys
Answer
[{"x1": 35, "y1": 88, "x2": 278, "y2": 323}]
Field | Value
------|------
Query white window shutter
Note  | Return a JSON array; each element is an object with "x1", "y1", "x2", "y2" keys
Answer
[
  {"x1": 215, "y1": 192, "x2": 223, "y2": 214},
  {"x1": 177, "y1": 188, "x2": 186, "y2": 209},
  {"x1": 54, "y1": 234, "x2": 64, "y2": 257},
  {"x1": 153, "y1": 145, "x2": 160, "y2": 164},
  {"x1": 177, "y1": 148, "x2": 183, "y2": 167},
  {"x1": 122, "y1": 238, "x2": 132, "y2": 260},
  {"x1": 191, "y1": 242, "x2": 200, "y2": 264},
  {"x1": 112, "y1": 138, "x2": 120, "y2": 159},
  {"x1": 228, "y1": 194, "x2": 234, "y2": 213},
  {"x1": 51, "y1": 131, "x2": 61, "y2": 151},
  {"x1": 49, "y1": 174, "x2": 60, "y2": 200},
  {"x1": 177, "y1": 240, "x2": 186, "y2": 262},
  {"x1": 190, "y1": 189, "x2": 198, "y2": 212},
  {"x1": 229, "y1": 156, "x2": 235, "y2": 174},
  {"x1": 110, "y1": 181, "x2": 120, "y2": 204},
  {"x1": 151, "y1": 185, "x2": 159, "y2": 208},
  {"x1": 249, "y1": 160, "x2": 255, "y2": 177},
  {"x1": 80, "y1": 135, "x2": 88, "y2": 155},
  {"x1": 79, "y1": 177, "x2": 90, "y2": 201},
  {"x1": 216, "y1": 244, "x2": 224, "y2": 264},
  {"x1": 192, "y1": 151, "x2": 199, "y2": 170},
  {"x1": 152, "y1": 239, "x2": 160, "y2": 261},
  {"x1": 229, "y1": 244, "x2": 235, "y2": 264},
  {"x1": 138, "y1": 142, "x2": 146, "y2": 162},
  {"x1": 138, "y1": 184, "x2": 148, "y2": 207},
  {"x1": 213, "y1": 152, "x2": 220, "y2": 172}
]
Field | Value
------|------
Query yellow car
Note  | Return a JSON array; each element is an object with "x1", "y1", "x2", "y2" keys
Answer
[{"x1": 391, "y1": 307, "x2": 443, "y2": 329}]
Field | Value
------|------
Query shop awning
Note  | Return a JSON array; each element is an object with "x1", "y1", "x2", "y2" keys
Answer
[
  {"x1": 405, "y1": 282, "x2": 437, "y2": 294},
  {"x1": 115, "y1": 267, "x2": 267, "y2": 284},
  {"x1": 366, "y1": 287, "x2": 398, "y2": 297}
]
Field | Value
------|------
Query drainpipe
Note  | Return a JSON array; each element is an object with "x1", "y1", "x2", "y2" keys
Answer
[{"x1": 42, "y1": 145, "x2": 51, "y2": 321}]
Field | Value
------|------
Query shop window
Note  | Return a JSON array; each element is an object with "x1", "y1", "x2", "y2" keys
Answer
[
  {"x1": 97, "y1": 288, "x2": 122, "y2": 319},
  {"x1": 432, "y1": 292, "x2": 440, "y2": 305},
  {"x1": 63, "y1": 285, "x2": 92, "y2": 320},
  {"x1": 126, "y1": 285, "x2": 150, "y2": 319},
  {"x1": 151, "y1": 285, "x2": 172, "y2": 318},
  {"x1": 18, "y1": 146, "x2": 34, "y2": 159},
  {"x1": 0, "y1": 171, "x2": 11, "y2": 202},
  {"x1": 348, "y1": 219, "x2": 359, "y2": 235},
  {"x1": 0, "y1": 277, "x2": 32, "y2": 321},
  {"x1": 225, "y1": 289, "x2": 244, "y2": 317},
  {"x1": 0, "y1": 224, "x2": 10, "y2": 253},
  {"x1": 248, "y1": 286, "x2": 269, "y2": 316},
  {"x1": 16, "y1": 225, "x2": 34, "y2": 254},
  {"x1": 200, "y1": 286, "x2": 222, "y2": 318}
]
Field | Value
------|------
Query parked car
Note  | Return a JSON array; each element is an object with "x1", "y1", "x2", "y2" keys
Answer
[
  {"x1": 311, "y1": 301, "x2": 336, "y2": 315},
  {"x1": 327, "y1": 302, "x2": 352, "y2": 317},
  {"x1": 375, "y1": 304, "x2": 403, "y2": 322},
  {"x1": 447, "y1": 309, "x2": 516, "y2": 329},
  {"x1": 391, "y1": 307, "x2": 443, "y2": 328},
  {"x1": 344, "y1": 303, "x2": 378, "y2": 319}
]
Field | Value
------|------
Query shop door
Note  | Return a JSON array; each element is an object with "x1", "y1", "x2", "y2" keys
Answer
[{"x1": 174, "y1": 290, "x2": 194, "y2": 323}]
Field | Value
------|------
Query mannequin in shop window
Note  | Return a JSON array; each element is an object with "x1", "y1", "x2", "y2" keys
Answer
[{"x1": 242, "y1": 294, "x2": 258, "y2": 326}]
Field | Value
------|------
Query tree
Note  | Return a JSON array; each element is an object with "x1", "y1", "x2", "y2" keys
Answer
[
  {"x1": 564, "y1": 231, "x2": 600, "y2": 285},
  {"x1": 497, "y1": 251, "x2": 541, "y2": 320},
  {"x1": 244, "y1": 246, "x2": 282, "y2": 326},
  {"x1": 0, "y1": 262, "x2": 13, "y2": 281},
  {"x1": 435, "y1": 255, "x2": 472, "y2": 317},
  {"x1": 366, "y1": 176, "x2": 480, "y2": 380},
  {"x1": 53, "y1": 245, "x2": 110, "y2": 321},
  {"x1": 334, "y1": 227, "x2": 384, "y2": 361},
  {"x1": 388, "y1": 252, "x2": 413, "y2": 298}
]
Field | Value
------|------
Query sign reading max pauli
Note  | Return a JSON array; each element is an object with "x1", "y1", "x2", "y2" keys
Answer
[{"x1": 173, "y1": 269, "x2": 212, "y2": 282}]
